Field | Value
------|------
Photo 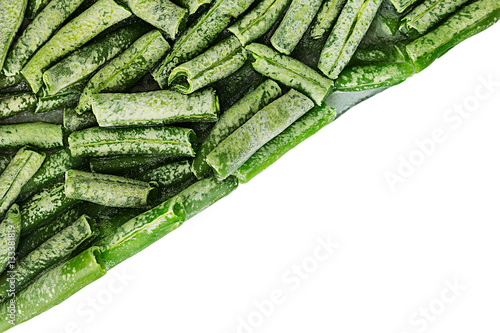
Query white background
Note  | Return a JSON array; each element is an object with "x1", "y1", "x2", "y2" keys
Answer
[{"x1": 14, "y1": 23, "x2": 500, "y2": 333}]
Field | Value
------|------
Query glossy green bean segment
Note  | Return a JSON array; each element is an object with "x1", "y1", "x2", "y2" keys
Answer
[
  {"x1": 318, "y1": 0, "x2": 384, "y2": 80},
  {"x1": 311, "y1": 0, "x2": 348, "y2": 39},
  {"x1": 406, "y1": 0, "x2": 500, "y2": 73},
  {"x1": 235, "y1": 104, "x2": 337, "y2": 182},
  {"x1": 0, "y1": 92, "x2": 38, "y2": 120},
  {"x1": 16, "y1": 206, "x2": 82, "y2": 260},
  {"x1": 177, "y1": 0, "x2": 213, "y2": 14},
  {"x1": 69, "y1": 126, "x2": 197, "y2": 157},
  {"x1": 335, "y1": 63, "x2": 415, "y2": 91},
  {"x1": 228, "y1": 0, "x2": 292, "y2": 45},
  {"x1": 0, "y1": 0, "x2": 27, "y2": 70},
  {"x1": 271, "y1": 0, "x2": 323, "y2": 55},
  {"x1": 247, "y1": 43, "x2": 334, "y2": 105},
  {"x1": 18, "y1": 149, "x2": 84, "y2": 202},
  {"x1": 121, "y1": 0, "x2": 187, "y2": 39},
  {"x1": 0, "y1": 247, "x2": 106, "y2": 331},
  {"x1": 89, "y1": 155, "x2": 180, "y2": 176},
  {"x1": 400, "y1": 0, "x2": 469, "y2": 37},
  {"x1": 92, "y1": 89, "x2": 218, "y2": 127},
  {"x1": 26, "y1": 0, "x2": 51, "y2": 18},
  {"x1": 76, "y1": 30, "x2": 170, "y2": 114},
  {"x1": 21, "y1": 0, "x2": 132, "y2": 93},
  {"x1": 152, "y1": 0, "x2": 256, "y2": 88},
  {"x1": 0, "y1": 148, "x2": 45, "y2": 218},
  {"x1": 64, "y1": 107, "x2": 98, "y2": 132},
  {"x1": 0, "y1": 205, "x2": 21, "y2": 273},
  {"x1": 20, "y1": 182, "x2": 79, "y2": 234},
  {"x1": 0, "y1": 156, "x2": 11, "y2": 174},
  {"x1": 65, "y1": 170, "x2": 158, "y2": 208},
  {"x1": 192, "y1": 79, "x2": 281, "y2": 179},
  {"x1": 135, "y1": 160, "x2": 194, "y2": 187},
  {"x1": 3, "y1": 0, "x2": 86, "y2": 76},
  {"x1": 0, "y1": 215, "x2": 94, "y2": 302},
  {"x1": 169, "y1": 36, "x2": 247, "y2": 94},
  {"x1": 0, "y1": 123, "x2": 63, "y2": 150},
  {"x1": 206, "y1": 90, "x2": 314, "y2": 179}
]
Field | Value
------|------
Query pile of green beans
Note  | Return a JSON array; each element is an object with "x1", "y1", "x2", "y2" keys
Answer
[{"x1": 0, "y1": 0, "x2": 498, "y2": 330}]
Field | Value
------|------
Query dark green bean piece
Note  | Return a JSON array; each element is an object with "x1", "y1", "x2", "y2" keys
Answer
[
  {"x1": 0, "y1": 205, "x2": 21, "y2": 273},
  {"x1": 65, "y1": 169, "x2": 158, "y2": 208},
  {"x1": 0, "y1": 74, "x2": 23, "y2": 91},
  {"x1": 0, "y1": 156, "x2": 11, "y2": 174},
  {"x1": 389, "y1": 0, "x2": 418, "y2": 13},
  {"x1": 0, "y1": 0, "x2": 27, "y2": 70},
  {"x1": 76, "y1": 30, "x2": 170, "y2": 114},
  {"x1": 0, "y1": 92, "x2": 38, "y2": 120},
  {"x1": 91, "y1": 88, "x2": 219, "y2": 127},
  {"x1": 310, "y1": 0, "x2": 348, "y2": 39},
  {"x1": 26, "y1": 0, "x2": 50, "y2": 18},
  {"x1": 192, "y1": 79, "x2": 281, "y2": 179},
  {"x1": 135, "y1": 160, "x2": 194, "y2": 187},
  {"x1": 177, "y1": 0, "x2": 213, "y2": 15},
  {"x1": 206, "y1": 90, "x2": 314, "y2": 179},
  {"x1": 63, "y1": 107, "x2": 98, "y2": 133},
  {"x1": 235, "y1": 104, "x2": 337, "y2": 182},
  {"x1": 0, "y1": 148, "x2": 45, "y2": 218},
  {"x1": 89, "y1": 155, "x2": 180, "y2": 176},
  {"x1": 35, "y1": 84, "x2": 85, "y2": 114},
  {"x1": 0, "y1": 123, "x2": 63, "y2": 150}
]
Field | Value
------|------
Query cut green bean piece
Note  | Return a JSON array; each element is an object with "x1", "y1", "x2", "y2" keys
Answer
[
  {"x1": 121, "y1": 0, "x2": 187, "y2": 39},
  {"x1": 0, "y1": 247, "x2": 106, "y2": 331},
  {"x1": 311, "y1": 0, "x2": 348, "y2": 39},
  {"x1": 0, "y1": 205, "x2": 21, "y2": 273},
  {"x1": 177, "y1": 0, "x2": 213, "y2": 14},
  {"x1": 0, "y1": 92, "x2": 38, "y2": 120},
  {"x1": 16, "y1": 205, "x2": 82, "y2": 260},
  {"x1": 26, "y1": 0, "x2": 51, "y2": 18},
  {"x1": 92, "y1": 88, "x2": 219, "y2": 127},
  {"x1": 192, "y1": 79, "x2": 281, "y2": 179},
  {"x1": 169, "y1": 36, "x2": 247, "y2": 94},
  {"x1": 21, "y1": 0, "x2": 132, "y2": 93},
  {"x1": 335, "y1": 62, "x2": 415, "y2": 91},
  {"x1": 43, "y1": 23, "x2": 150, "y2": 95},
  {"x1": 207, "y1": 90, "x2": 314, "y2": 179},
  {"x1": 0, "y1": 148, "x2": 45, "y2": 218},
  {"x1": 0, "y1": 123, "x2": 63, "y2": 150},
  {"x1": 318, "y1": 0, "x2": 384, "y2": 80},
  {"x1": 20, "y1": 182, "x2": 79, "y2": 234},
  {"x1": 400, "y1": 0, "x2": 469, "y2": 37},
  {"x1": 64, "y1": 107, "x2": 98, "y2": 133},
  {"x1": 389, "y1": 0, "x2": 417, "y2": 13},
  {"x1": 18, "y1": 149, "x2": 84, "y2": 202},
  {"x1": 3, "y1": 0, "x2": 86, "y2": 76},
  {"x1": 235, "y1": 103, "x2": 337, "y2": 182},
  {"x1": 76, "y1": 30, "x2": 170, "y2": 114},
  {"x1": 0, "y1": 156, "x2": 11, "y2": 174},
  {"x1": 228, "y1": 0, "x2": 292, "y2": 46},
  {"x1": 65, "y1": 169, "x2": 158, "y2": 208},
  {"x1": 0, "y1": 215, "x2": 94, "y2": 302},
  {"x1": 35, "y1": 84, "x2": 85, "y2": 114},
  {"x1": 152, "y1": 0, "x2": 256, "y2": 87},
  {"x1": 136, "y1": 160, "x2": 194, "y2": 187},
  {"x1": 406, "y1": 0, "x2": 500, "y2": 72},
  {"x1": 271, "y1": 0, "x2": 323, "y2": 55},
  {"x1": 247, "y1": 43, "x2": 334, "y2": 105},
  {"x1": 90, "y1": 155, "x2": 180, "y2": 176},
  {"x1": 0, "y1": 74, "x2": 23, "y2": 91},
  {"x1": 0, "y1": 0, "x2": 27, "y2": 70},
  {"x1": 69, "y1": 126, "x2": 197, "y2": 157}
]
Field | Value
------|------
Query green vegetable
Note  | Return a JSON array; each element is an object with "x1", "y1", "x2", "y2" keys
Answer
[
  {"x1": 26, "y1": 0, "x2": 50, "y2": 18},
  {"x1": 235, "y1": 103, "x2": 337, "y2": 182},
  {"x1": 177, "y1": 0, "x2": 213, "y2": 15},
  {"x1": 91, "y1": 88, "x2": 219, "y2": 127},
  {"x1": 0, "y1": 123, "x2": 63, "y2": 150},
  {"x1": 21, "y1": 0, "x2": 132, "y2": 93},
  {"x1": 270, "y1": 0, "x2": 323, "y2": 55},
  {"x1": 0, "y1": 0, "x2": 27, "y2": 70},
  {"x1": 406, "y1": 0, "x2": 500, "y2": 72},
  {"x1": 0, "y1": 247, "x2": 106, "y2": 331},
  {"x1": 20, "y1": 182, "x2": 79, "y2": 234},
  {"x1": 121, "y1": 0, "x2": 188, "y2": 39},
  {"x1": 68, "y1": 126, "x2": 197, "y2": 157},
  {"x1": 3, "y1": 0, "x2": 86, "y2": 76},
  {"x1": 89, "y1": 155, "x2": 180, "y2": 176},
  {"x1": 310, "y1": 0, "x2": 348, "y2": 39},
  {"x1": 0, "y1": 148, "x2": 45, "y2": 218},
  {"x1": 228, "y1": 0, "x2": 292, "y2": 46},
  {"x1": 0, "y1": 92, "x2": 38, "y2": 120},
  {"x1": 0, "y1": 215, "x2": 95, "y2": 302},
  {"x1": 0, "y1": 156, "x2": 11, "y2": 175},
  {"x1": 63, "y1": 107, "x2": 98, "y2": 133},
  {"x1": 35, "y1": 84, "x2": 85, "y2": 114},
  {"x1": 335, "y1": 62, "x2": 415, "y2": 91},
  {"x1": 206, "y1": 90, "x2": 314, "y2": 179},
  {"x1": 76, "y1": 30, "x2": 170, "y2": 114},
  {"x1": 135, "y1": 160, "x2": 194, "y2": 187},
  {"x1": 192, "y1": 79, "x2": 282, "y2": 179},
  {"x1": 247, "y1": 43, "x2": 334, "y2": 105},
  {"x1": 169, "y1": 36, "x2": 247, "y2": 94},
  {"x1": 65, "y1": 169, "x2": 158, "y2": 208},
  {"x1": 0, "y1": 74, "x2": 23, "y2": 91},
  {"x1": 389, "y1": 0, "x2": 417, "y2": 13},
  {"x1": 152, "y1": 0, "x2": 256, "y2": 88},
  {"x1": 0, "y1": 205, "x2": 21, "y2": 273},
  {"x1": 318, "y1": 0, "x2": 384, "y2": 80}
]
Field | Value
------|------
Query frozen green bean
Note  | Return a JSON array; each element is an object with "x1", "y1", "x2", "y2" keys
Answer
[
  {"x1": 89, "y1": 155, "x2": 180, "y2": 176},
  {"x1": 311, "y1": 0, "x2": 348, "y2": 39},
  {"x1": 26, "y1": 0, "x2": 50, "y2": 18},
  {"x1": 0, "y1": 0, "x2": 27, "y2": 70},
  {"x1": 177, "y1": 0, "x2": 213, "y2": 14},
  {"x1": 0, "y1": 123, "x2": 63, "y2": 150},
  {"x1": 389, "y1": 0, "x2": 417, "y2": 13},
  {"x1": 0, "y1": 205, "x2": 21, "y2": 273},
  {"x1": 0, "y1": 92, "x2": 38, "y2": 120},
  {"x1": 0, "y1": 74, "x2": 24, "y2": 91},
  {"x1": 0, "y1": 156, "x2": 11, "y2": 174},
  {"x1": 35, "y1": 84, "x2": 85, "y2": 114},
  {"x1": 135, "y1": 160, "x2": 194, "y2": 187},
  {"x1": 64, "y1": 107, "x2": 98, "y2": 132}
]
